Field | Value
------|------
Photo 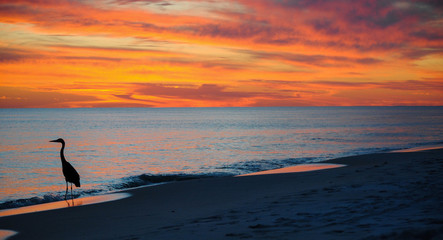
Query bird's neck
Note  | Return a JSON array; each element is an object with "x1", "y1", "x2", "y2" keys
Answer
[{"x1": 60, "y1": 142, "x2": 67, "y2": 163}]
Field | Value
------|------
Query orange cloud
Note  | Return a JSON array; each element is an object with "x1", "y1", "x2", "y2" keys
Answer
[{"x1": 0, "y1": 0, "x2": 442, "y2": 107}]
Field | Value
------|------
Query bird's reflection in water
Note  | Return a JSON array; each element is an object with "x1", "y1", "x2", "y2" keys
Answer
[
  {"x1": 0, "y1": 193, "x2": 130, "y2": 217},
  {"x1": 65, "y1": 198, "x2": 82, "y2": 207}
]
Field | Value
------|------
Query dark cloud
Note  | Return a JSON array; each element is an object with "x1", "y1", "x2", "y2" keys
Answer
[
  {"x1": 286, "y1": 38, "x2": 402, "y2": 52},
  {"x1": 402, "y1": 48, "x2": 442, "y2": 59},
  {"x1": 268, "y1": 0, "x2": 325, "y2": 8},
  {"x1": 157, "y1": 2, "x2": 173, "y2": 7},
  {"x1": 248, "y1": 98, "x2": 310, "y2": 107},
  {"x1": 87, "y1": 102, "x2": 154, "y2": 108},
  {"x1": 129, "y1": 82, "x2": 320, "y2": 107},
  {"x1": 410, "y1": 30, "x2": 443, "y2": 41},
  {"x1": 350, "y1": 42, "x2": 402, "y2": 52},
  {"x1": 267, "y1": 0, "x2": 400, "y2": 28},
  {"x1": 0, "y1": 1, "x2": 94, "y2": 28},
  {"x1": 0, "y1": 86, "x2": 98, "y2": 108},
  {"x1": 361, "y1": 8, "x2": 404, "y2": 28},
  {"x1": 59, "y1": 56, "x2": 127, "y2": 62},
  {"x1": 111, "y1": 0, "x2": 167, "y2": 5},
  {"x1": 176, "y1": 21, "x2": 295, "y2": 40},
  {"x1": 247, "y1": 79, "x2": 365, "y2": 89},
  {"x1": 148, "y1": 56, "x2": 250, "y2": 70},
  {"x1": 126, "y1": 21, "x2": 166, "y2": 32},
  {"x1": 1, "y1": 47, "x2": 135, "y2": 64},
  {"x1": 50, "y1": 44, "x2": 170, "y2": 54},
  {"x1": 339, "y1": 1, "x2": 440, "y2": 29},
  {"x1": 310, "y1": 19, "x2": 340, "y2": 35},
  {"x1": 0, "y1": 3, "x2": 40, "y2": 15},
  {"x1": 311, "y1": 81, "x2": 374, "y2": 88},
  {"x1": 113, "y1": 94, "x2": 138, "y2": 101},
  {"x1": 113, "y1": 94, "x2": 162, "y2": 104},
  {"x1": 245, "y1": 79, "x2": 443, "y2": 92},
  {"x1": 0, "y1": 50, "x2": 27, "y2": 63},
  {"x1": 246, "y1": 79, "x2": 302, "y2": 85},
  {"x1": 0, "y1": 0, "x2": 77, "y2": 6},
  {"x1": 0, "y1": 48, "x2": 40, "y2": 63},
  {"x1": 134, "y1": 83, "x2": 258, "y2": 101},
  {"x1": 355, "y1": 58, "x2": 383, "y2": 65},
  {"x1": 254, "y1": 37, "x2": 298, "y2": 45},
  {"x1": 380, "y1": 80, "x2": 443, "y2": 91},
  {"x1": 240, "y1": 49, "x2": 382, "y2": 67},
  {"x1": 264, "y1": 0, "x2": 442, "y2": 40},
  {"x1": 312, "y1": 79, "x2": 443, "y2": 91}
]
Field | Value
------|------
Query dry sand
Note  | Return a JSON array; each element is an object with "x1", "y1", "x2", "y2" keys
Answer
[{"x1": 1, "y1": 148, "x2": 442, "y2": 240}]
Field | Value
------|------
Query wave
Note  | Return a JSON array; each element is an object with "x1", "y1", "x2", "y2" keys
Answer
[
  {"x1": 0, "y1": 173, "x2": 228, "y2": 210},
  {"x1": 217, "y1": 157, "x2": 319, "y2": 175},
  {"x1": 111, "y1": 173, "x2": 230, "y2": 190},
  {"x1": 0, "y1": 194, "x2": 66, "y2": 210}
]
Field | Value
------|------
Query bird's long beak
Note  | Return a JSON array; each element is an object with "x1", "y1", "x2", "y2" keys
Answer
[{"x1": 49, "y1": 140, "x2": 57, "y2": 142}]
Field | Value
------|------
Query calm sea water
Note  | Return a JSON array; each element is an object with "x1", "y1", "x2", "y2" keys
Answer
[{"x1": 1, "y1": 107, "x2": 442, "y2": 209}]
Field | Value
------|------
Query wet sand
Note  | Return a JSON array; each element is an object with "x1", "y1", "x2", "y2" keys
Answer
[
  {"x1": 0, "y1": 193, "x2": 131, "y2": 218},
  {"x1": 237, "y1": 163, "x2": 346, "y2": 177},
  {"x1": 1, "y1": 148, "x2": 442, "y2": 239}
]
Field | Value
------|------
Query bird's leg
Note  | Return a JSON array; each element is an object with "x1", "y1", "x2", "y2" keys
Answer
[
  {"x1": 71, "y1": 183, "x2": 75, "y2": 205},
  {"x1": 65, "y1": 181, "x2": 68, "y2": 200}
]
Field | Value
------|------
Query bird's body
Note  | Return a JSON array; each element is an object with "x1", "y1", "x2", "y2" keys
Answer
[
  {"x1": 50, "y1": 138, "x2": 80, "y2": 199},
  {"x1": 62, "y1": 159, "x2": 81, "y2": 188}
]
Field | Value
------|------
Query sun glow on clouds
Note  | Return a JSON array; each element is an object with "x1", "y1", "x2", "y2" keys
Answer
[{"x1": 0, "y1": 0, "x2": 442, "y2": 108}]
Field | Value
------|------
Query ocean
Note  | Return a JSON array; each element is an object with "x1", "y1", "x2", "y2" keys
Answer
[{"x1": 1, "y1": 107, "x2": 442, "y2": 209}]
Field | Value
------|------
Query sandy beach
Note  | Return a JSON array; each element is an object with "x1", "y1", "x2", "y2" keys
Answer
[{"x1": 1, "y1": 148, "x2": 442, "y2": 240}]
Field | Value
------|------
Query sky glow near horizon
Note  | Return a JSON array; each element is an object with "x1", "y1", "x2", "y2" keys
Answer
[{"x1": 0, "y1": 0, "x2": 442, "y2": 108}]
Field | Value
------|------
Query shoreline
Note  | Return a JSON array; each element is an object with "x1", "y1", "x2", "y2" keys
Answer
[
  {"x1": 0, "y1": 164, "x2": 346, "y2": 218},
  {"x1": 1, "y1": 148, "x2": 442, "y2": 239},
  {"x1": 0, "y1": 193, "x2": 131, "y2": 218},
  {"x1": 390, "y1": 144, "x2": 443, "y2": 153},
  {"x1": 1, "y1": 143, "x2": 442, "y2": 211}
]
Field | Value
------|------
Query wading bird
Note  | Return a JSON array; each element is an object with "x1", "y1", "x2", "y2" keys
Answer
[{"x1": 50, "y1": 138, "x2": 81, "y2": 200}]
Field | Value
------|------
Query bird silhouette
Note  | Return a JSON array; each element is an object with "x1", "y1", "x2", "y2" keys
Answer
[{"x1": 50, "y1": 138, "x2": 81, "y2": 200}]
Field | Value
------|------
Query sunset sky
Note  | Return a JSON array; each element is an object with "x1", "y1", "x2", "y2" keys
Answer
[{"x1": 0, "y1": 0, "x2": 442, "y2": 108}]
